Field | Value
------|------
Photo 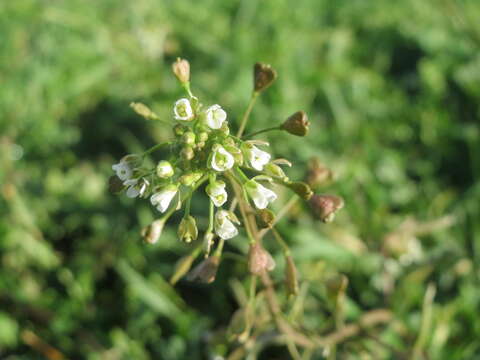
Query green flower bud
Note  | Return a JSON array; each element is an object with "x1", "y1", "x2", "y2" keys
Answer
[
  {"x1": 108, "y1": 175, "x2": 125, "y2": 194},
  {"x1": 179, "y1": 171, "x2": 203, "y2": 186},
  {"x1": 181, "y1": 146, "x2": 195, "y2": 160},
  {"x1": 196, "y1": 141, "x2": 206, "y2": 150},
  {"x1": 178, "y1": 216, "x2": 198, "y2": 243},
  {"x1": 156, "y1": 160, "x2": 174, "y2": 179},
  {"x1": 172, "y1": 58, "x2": 190, "y2": 84},
  {"x1": 187, "y1": 256, "x2": 220, "y2": 283},
  {"x1": 281, "y1": 111, "x2": 310, "y2": 137},
  {"x1": 174, "y1": 124, "x2": 187, "y2": 137},
  {"x1": 254, "y1": 62, "x2": 277, "y2": 92},
  {"x1": 256, "y1": 208, "x2": 275, "y2": 229},
  {"x1": 130, "y1": 102, "x2": 159, "y2": 120},
  {"x1": 287, "y1": 181, "x2": 313, "y2": 200},
  {"x1": 309, "y1": 194, "x2": 344, "y2": 222},
  {"x1": 182, "y1": 131, "x2": 196, "y2": 145},
  {"x1": 264, "y1": 163, "x2": 288, "y2": 180},
  {"x1": 198, "y1": 132, "x2": 209, "y2": 142},
  {"x1": 285, "y1": 255, "x2": 299, "y2": 296},
  {"x1": 219, "y1": 121, "x2": 230, "y2": 136}
]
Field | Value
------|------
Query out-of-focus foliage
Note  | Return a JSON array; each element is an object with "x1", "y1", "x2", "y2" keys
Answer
[{"x1": 1, "y1": 0, "x2": 479, "y2": 358}]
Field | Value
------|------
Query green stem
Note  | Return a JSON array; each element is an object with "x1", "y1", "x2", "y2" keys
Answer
[
  {"x1": 143, "y1": 141, "x2": 172, "y2": 157},
  {"x1": 271, "y1": 227, "x2": 291, "y2": 256},
  {"x1": 236, "y1": 91, "x2": 259, "y2": 137},
  {"x1": 182, "y1": 82, "x2": 194, "y2": 98},
  {"x1": 235, "y1": 167, "x2": 250, "y2": 183},
  {"x1": 214, "y1": 238, "x2": 225, "y2": 257},
  {"x1": 243, "y1": 126, "x2": 281, "y2": 139}
]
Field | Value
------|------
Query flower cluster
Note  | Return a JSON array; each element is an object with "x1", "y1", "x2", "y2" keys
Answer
[{"x1": 110, "y1": 59, "x2": 343, "y2": 283}]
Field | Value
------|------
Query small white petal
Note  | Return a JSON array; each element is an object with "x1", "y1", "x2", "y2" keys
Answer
[
  {"x1": 249, "y1": 146, "x2": 271, "y2": 171},
  {"x1": 205, "y1": 104, "x2": 227, "y2": 129},
  {"x1": 151, "y1": 187, "x2": 178, "y2": 213},
  {"x1": 112, "y1": 162, "x2": 133, "y2": 181},
  {"x1": 246, "y1": 181, "x2": 277, "y2": 209},
  {"x1": 211, "y1": 146, "x2": 235, "y2": 172},
  {"x1": 214, "y1": 210, "x2": 238, "y2": 240},
  {"x1": 206, "y1": 181, "x2": 228, "y2": 207},
  {"x1": 174, "y1": 98, "x2": 194, "y2": 121}
]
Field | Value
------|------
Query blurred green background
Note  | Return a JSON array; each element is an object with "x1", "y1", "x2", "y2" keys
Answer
[{"x1": 1, "y1": 0, "x2": 480, "y2": 358}]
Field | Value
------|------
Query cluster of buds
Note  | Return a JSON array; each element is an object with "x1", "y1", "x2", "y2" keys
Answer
[{"x1": 110, "y1": 58, "x2": 344, "y2": 284}]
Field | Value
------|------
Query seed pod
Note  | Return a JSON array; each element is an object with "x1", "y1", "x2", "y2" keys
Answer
[
  {"x1": 256, "y1": 208, "x2": 275, "y2": 229},
  {"x1": 281, "y1": 111, "x2": 310, "y2": 136},
  {"x1": 170, "y1": 253, "x2": 197, "y2": 285},
  {"x1": 306, "y1": 158, "x2": 333, "y2": 190},
  {"x1": 108, "y1": 175, "x2": 125, "y2": 194},
  {"x1": 141, "y1": 219, "x2": 166, "y2": 244},
  {"x1": 130, "y1": 102, "x2": 159, "y2": 120},
  {"x1": 187, "y1": 256, "x2": 220, "y2": 283},
  {"x1": 254, "y1": 62, "x2": 277, "y2": 92},
  {"x1": 172, "y1": 58, "x2": 190, "y2": 84},
  {"x1": 248, "y1": 243, "x2": 276, "y2": 275},
  {"x1": 309, "y1": 194, "x2": 344, "y2": 222},
  {"x1": 287, "y1": 181, "x2": 313, "y2": 200},
  {"x1": 285, "y1": 255, "x2": 299, "y2": 296}
]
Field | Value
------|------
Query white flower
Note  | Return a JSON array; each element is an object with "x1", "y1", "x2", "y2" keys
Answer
[
  {"x1": 156, "y1": 160, "x2": 174, "y2": 178},
  {"x1": 150, "y1": 185, "x2": 178, "y2": 213},
  {"x1": 214, "y1": 210, "x2": 239, "y2": 240},
  {"x1": 206, "y1": 181, "x2": 228, "y2": 207},
  {"x1": 246, "y1": 145, "x2": 271, "y2": 171},
  {"x1": 112, "y1": 159, "x2": 134, "y2": 181},
  {"x1": 174, "y1": 98, "x2": 194, "y2": 121},
  {"x1": 211, "y1": 145, "x2": 235, "y2": 172},
  {"x1": 124, "y1": 178, "x2": 149, "y2": 198},
  {"x1": 245, "y1": 180, "x2": 277, "y2": 209},
  {"x1": 205, "y1": 104, "x2": 227, "y2": 129}
]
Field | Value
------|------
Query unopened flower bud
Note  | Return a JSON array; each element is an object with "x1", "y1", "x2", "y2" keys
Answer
[
  {"x1": 265, "y1": 163, "x2": 288, "y2": 180},
  {"x1": 248, "y1": 243, "x2": 276, "y2": 275},
  {"x1": 254, "y1": 62, "x2": 277, "y2": 92},
  {"x1": 179, "y1": 171, "x2": 203, "y2": 187},
  {"x1": 309, "y1": 194, "x2": 344, "y2": 222},
  {"x1": 287, "y1": 181, "x2": 313, "y2": 200},
  {"x1": 198, "y1": 132, "x2": 209, "y2": 142},
  {"x1": 181, "y1": 146, "x2": 195, "y2": 160},
  {"x1": 172, "y1": 58, "x2": 190, "y2": 84},
  {"x1": 285, "y1": 255, "x2": 299, "y2": 296},
  {"x1": 141, "y1": 218, "x2": 166, "y2": 244},
  {"x1": 219, "y1": 121, "x2": 230, "y2": 136},
  {"x1": 187, "y1": 256, "x2": 220, "y2": 283},
  {"x1": 306, "y1": 158, "x2": 333, "y2": 190},
  {"x1": 156, "y1": 160, "x2": 174, "y2": 179},
  {"x1": 256, "y1": 208, "x2": 275, "y2": 229},
  {"x1": 281, "y1": 111, "x2": 310, "y2": 137},
  {"x1": 178, "y1": 215, "x2": 198, "y2": 243},
  {"x1": 130, "y1": 102, "x2": 159, "y2": 120},
  {"x1": 108, "y1": 175, "x2": 125, "y2": 194},
  {"x1": 182, "y1": 131, "x2": 196, "y2": 145},
  {"x1": 174, "y1": 124, "x2": 187, "y2": 136},
  {"x1": 170, "y1": 253, "x2": 197, "y2": 285}
]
